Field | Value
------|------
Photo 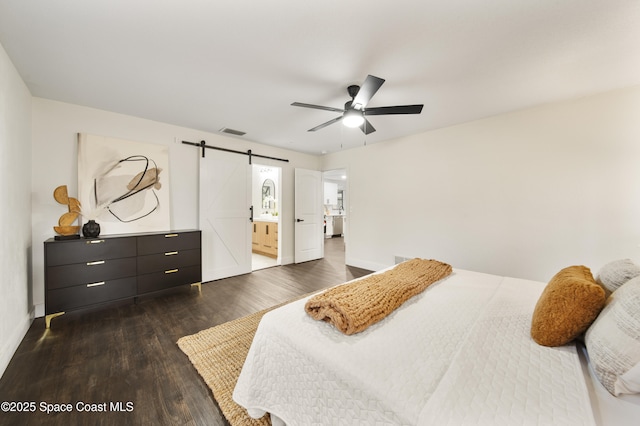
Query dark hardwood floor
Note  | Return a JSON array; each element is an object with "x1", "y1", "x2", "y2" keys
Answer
[{"x1": 0, "y1": 237, "x2": 371, "y2": 426}]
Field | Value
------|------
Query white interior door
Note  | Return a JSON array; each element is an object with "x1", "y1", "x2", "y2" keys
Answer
[
  {"x1": 199, "y1": 150, "x2": 252, "y2": 281},
  {"x1": 295, "y1": 168, "x2": 324, "y2": 263}
]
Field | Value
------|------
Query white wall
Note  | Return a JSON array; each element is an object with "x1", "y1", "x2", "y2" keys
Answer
[
  {"x1": 31, "y1": 98, "x2": 321, "y2": 316},
  {"x1": 323, "y1": 86, "x2": 640, "y2": 282},
  {"x1": 0, "y1": 42, "x2": 32, "y2": 378}
]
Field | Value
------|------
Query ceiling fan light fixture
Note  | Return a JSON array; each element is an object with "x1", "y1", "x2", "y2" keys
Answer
[
  {"x1": 342, "y1": 109, "x2": 364, "y2": 128},
  {"x1": 292, "y1": 75, "x2": 423, "y2": 134}
]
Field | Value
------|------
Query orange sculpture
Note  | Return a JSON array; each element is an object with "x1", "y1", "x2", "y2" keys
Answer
[{"x1": 53, "y1": 185, "x2": 81, "y2": 236}]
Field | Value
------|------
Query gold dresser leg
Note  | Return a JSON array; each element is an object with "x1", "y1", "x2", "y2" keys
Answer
[
  {"x1": 191, "y1": 282, "x2": 202, "y2": 293},
  {"x1": 45, "y1": 312, "x2": 65, "y2": 329}
]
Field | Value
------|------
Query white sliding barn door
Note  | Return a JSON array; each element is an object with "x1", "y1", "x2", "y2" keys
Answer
[
  {"x1": 294, "y1": 168, "x2": 324, "y2": 263},
  {"x1": 199, "y1": 150, "x2": 252, "y2": 281}
]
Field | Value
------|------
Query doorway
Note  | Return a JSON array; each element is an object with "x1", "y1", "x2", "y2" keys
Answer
[
  {"x1": 322, "y1": 169, "x2": 347, "y2": 251},
  {"x1": 252, "y1": 164, "x2": 282, "y2": 271}
]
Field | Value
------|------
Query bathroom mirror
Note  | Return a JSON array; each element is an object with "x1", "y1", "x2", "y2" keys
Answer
[{"x1": 262, "y1": 179, "x2": 275, "y2": 208}]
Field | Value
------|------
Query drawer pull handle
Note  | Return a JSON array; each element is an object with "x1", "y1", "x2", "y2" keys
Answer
[
  {"x1": 87, "y1": 281, "x2": 106, "y2": 288},
  {"x1": 165, "y1": 233, "x2": 178, "y2": 238},
  {"x1": 86, "y1": 260, "x2": 105, "y2": 266},
  {"x1": 165, "y1": 269, "x2": 179, "y2": 274},
  {"x1": 86, "y1": 239, "x2": 105, "y2": 244},
  {"x1": 164, "y1": 251, "x2": 178, "y2": 256}
]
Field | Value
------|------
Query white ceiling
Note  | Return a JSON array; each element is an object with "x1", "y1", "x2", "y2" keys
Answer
[{"x1": 1, "y1": 1, "x2": 639, "y2": 155}]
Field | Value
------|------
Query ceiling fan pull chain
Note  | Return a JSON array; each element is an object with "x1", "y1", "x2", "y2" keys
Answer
[{"x1": 364, "y1": 120, "x2": 368, "y2": 146}]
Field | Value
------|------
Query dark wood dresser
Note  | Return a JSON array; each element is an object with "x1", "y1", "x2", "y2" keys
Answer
[{"x1": 44, "y1": 229, "x2": 201, "y2": 328}]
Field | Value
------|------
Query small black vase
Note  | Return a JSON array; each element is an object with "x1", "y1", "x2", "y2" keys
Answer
[{"x1": 82, "y1": 220, "x2": 101, "y2": 238}]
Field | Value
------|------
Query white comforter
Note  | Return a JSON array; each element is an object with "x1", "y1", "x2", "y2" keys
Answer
[{"x1": 233, "y1": 269, "x2": 597, "y2": 425}]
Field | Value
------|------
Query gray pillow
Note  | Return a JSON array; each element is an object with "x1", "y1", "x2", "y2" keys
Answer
[
  {"x1": 585, "y1": 276, "x2": 640, "y2": 395},
  {"x1": 595, "y1": 259, "x2": 640, "y2": 293}
]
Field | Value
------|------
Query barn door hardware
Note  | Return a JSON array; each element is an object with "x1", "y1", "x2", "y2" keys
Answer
[{"x1": 182, "y1": 140, "x2": 289, "y2": 164}]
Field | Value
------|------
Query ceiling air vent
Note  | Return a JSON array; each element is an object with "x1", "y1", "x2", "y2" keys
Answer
[{"x1": 219, "y1": 127, "x2": 246, "y2": 136}]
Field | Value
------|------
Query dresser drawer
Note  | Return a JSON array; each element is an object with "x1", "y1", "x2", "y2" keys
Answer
[
  {"x1": 45, "y1": 237, "x2": 137, "y2": 266},
  {"x1": 137, "y1": 231, "x2": 200, "y2": 255},
  {"x1": 137, "y1": 248, "x2": 201, "y2": 275},
  {"x1": 137, "y1": 265, "x2": 201, "y2": 294},
  {"x1": 47, "y1": 257, "x2": 137, "y2": 290},
  {"x1": 46, "y1": 277, "x2": 137, "y2": 314}
]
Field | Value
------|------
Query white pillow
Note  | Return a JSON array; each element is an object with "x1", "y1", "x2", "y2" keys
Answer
[
  {"x1": 595, "y1": 259, "x2": 640, "y2": 293},
  {"x1": 585, "y1": 276, "x2": 640, "y2": 396}
]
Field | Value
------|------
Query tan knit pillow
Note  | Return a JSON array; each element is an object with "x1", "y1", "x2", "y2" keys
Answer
[{"x1": 531, "y1": 265, "x2": 606, "y2": 347}]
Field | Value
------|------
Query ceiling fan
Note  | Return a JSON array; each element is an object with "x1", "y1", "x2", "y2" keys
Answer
[{"x1": 291, "y1": 75, "x2": 423, "y2": 135}]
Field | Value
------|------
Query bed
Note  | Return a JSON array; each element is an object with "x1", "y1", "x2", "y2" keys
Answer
[{"x1": 233, "y1": 260, "x2": 640, "y2": 425}]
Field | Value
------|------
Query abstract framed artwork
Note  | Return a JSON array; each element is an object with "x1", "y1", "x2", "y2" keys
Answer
[{"x1": 77, "y1": 133, "x2": 171, "y2": 235}]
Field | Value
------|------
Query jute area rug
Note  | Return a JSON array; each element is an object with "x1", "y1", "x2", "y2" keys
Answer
[{"x1": 177, "y1": 297, "x2": 303, "y2": 426}]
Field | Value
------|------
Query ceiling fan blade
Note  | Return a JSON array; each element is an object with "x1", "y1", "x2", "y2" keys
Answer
[
  {"x1": 291, "y1": 102, "x2": 344, "y2": 113},
  {"x1": 308, "y1": 116, "x2": 342, "y2": 132},
  {"x1": 359, "y1": 119, "x2": 376, "y2": 135},
  {"x1": 364, "y1": 104, "x2": 424, "y2": 115},
  {"x1": 351, "y1": 75, "x2": 385, "y2": 109}
]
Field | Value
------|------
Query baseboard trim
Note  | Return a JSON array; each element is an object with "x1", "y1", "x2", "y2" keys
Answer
[
  {"x1": 280, "y1": 255, "x2": 294, "y2": 265},
  {"x1": 34, "y1": 303, "x2": 44, "y2": 318},
  {"x1": 345, "y1": 257, "x2": 387, "y2": 272},
  {"x1": 0, "y1": 310, "x2": 34, "y2": 380}
]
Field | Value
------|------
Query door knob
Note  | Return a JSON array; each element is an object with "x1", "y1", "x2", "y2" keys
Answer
[{"x1": 296, "y1": 218, "x2": 304, "y2": 222}]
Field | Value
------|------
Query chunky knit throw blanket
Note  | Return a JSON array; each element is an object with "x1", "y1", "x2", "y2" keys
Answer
[{"x1": 305, "y1": 258, "x2": 452, "y2": 335}]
